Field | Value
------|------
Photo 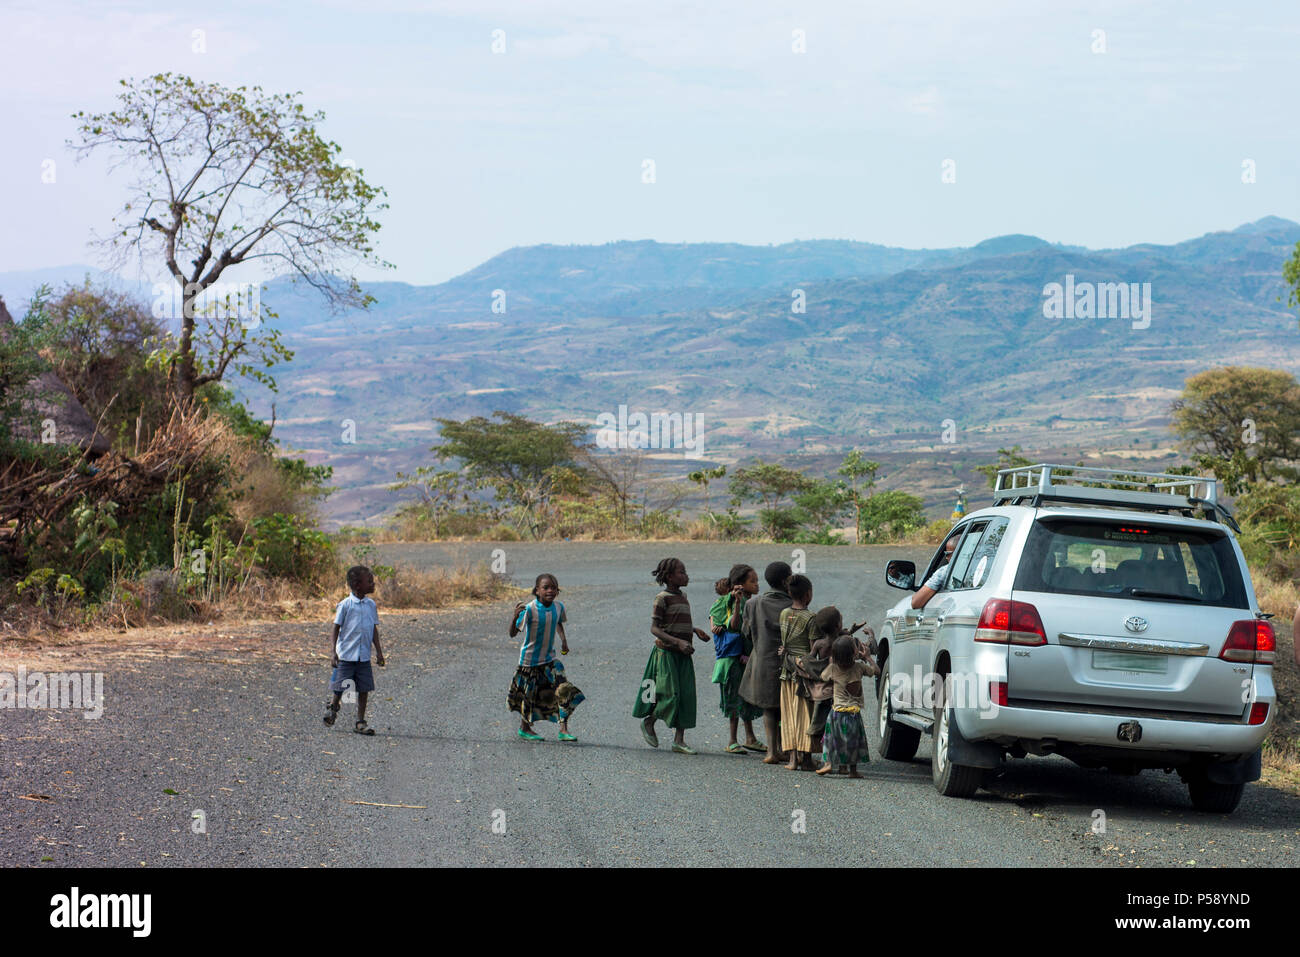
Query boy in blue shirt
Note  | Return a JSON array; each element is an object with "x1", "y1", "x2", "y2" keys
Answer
[{"x1": 324, "y1": 565, "x2": 386, "y2": 735}]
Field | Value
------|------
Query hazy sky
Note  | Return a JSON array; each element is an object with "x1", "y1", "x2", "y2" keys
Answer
[{"x1": 3, "y1": 0, "x2": 1297, "y2": 285}]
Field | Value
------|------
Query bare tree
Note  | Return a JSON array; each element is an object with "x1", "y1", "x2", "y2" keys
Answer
[{"x1": 71, "y1": 73, "x2": 391, "y2": 398}]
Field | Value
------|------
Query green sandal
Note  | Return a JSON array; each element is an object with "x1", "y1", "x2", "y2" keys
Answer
[
  {"x1": 517, "y1": 728, "x2": 543, "y2": 741},
  {"x1": 741, "y1": 741, "x2": 766, "y2": 752},
  {"x1": 672, "y1": 743, "x2": 697, "y2": 755},
  {"x1": 558, "y1": 732, "x2": 578, "y2": 742},
  {"x1": 725, "y1": 742, "x2": 747, "y2": 754}
]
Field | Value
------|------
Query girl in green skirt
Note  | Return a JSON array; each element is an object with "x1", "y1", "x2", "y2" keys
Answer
[{"x1": 633, "y1": 557, "x2": 712, "y2": 754}]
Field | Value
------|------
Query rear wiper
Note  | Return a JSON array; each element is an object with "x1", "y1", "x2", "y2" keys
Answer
[{"x1": 1127, "y1": 588, "x2": 1198, "y2": 602}]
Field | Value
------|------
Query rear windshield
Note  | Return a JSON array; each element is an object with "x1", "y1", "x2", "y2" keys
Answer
[{"x1": 1014, "y1": 518, "x2": 1248, "y2": 608}]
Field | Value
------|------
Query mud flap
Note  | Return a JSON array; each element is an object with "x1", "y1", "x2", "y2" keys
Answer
[
  {"x1": 945, "y1": 709, "x2": 1003, "y2": 769},
  {"x1": 1205, "y1": 748, "x2": 1261, "y2": 785}
]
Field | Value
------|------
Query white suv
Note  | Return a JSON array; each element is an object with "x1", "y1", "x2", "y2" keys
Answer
[{"x1": 878, "y1": 465, "x2": 1277, "y2": 813}]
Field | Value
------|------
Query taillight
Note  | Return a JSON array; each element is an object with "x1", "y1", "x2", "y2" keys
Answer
[
  {"x1": 1248, "y1": 702, "x2": 1269, "y2": 726},
  {"x1": 1221, "y1": 620, "x2": 1276, "y2": 665},
  {"x1": 989, "y1": 681, "x2": 1008, "y2": 707},
  {"x1": 974, "y1": 599, "x2": 1047, "y2": 646}
]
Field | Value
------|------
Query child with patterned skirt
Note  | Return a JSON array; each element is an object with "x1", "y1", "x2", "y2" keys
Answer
[
  {"x1": 816, "y1": 635, "x2": 880, "y2": 778},
  {"x1": 807, "y1": 607, "x2": 874, "y2": 756},
  {"x1": 508, "y1": 573, "x2": 585, "y2": 742},
  {"x1": 708, "y1": 564, "x2": 765, "y2": 754},
  {"x1": 633, "y1": 557, "x2": 712, "y2": 754}
]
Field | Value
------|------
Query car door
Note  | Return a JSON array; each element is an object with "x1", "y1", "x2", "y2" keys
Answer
[{"x1": 903, "y1": 521, "x2": 982, "y2": 710}]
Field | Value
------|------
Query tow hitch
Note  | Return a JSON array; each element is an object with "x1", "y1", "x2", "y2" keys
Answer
[{"x1": 1117, "y1": 720, "x2": 1142, "y2": 743}]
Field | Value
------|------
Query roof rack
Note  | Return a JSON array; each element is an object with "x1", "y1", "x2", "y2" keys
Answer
[{"x1": 993, "y1": 464, "x2": 1223, "y2": 519}]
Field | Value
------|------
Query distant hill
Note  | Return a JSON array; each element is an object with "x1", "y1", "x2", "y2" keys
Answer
[{"x1": 8, "y1": 217, "x2": 1300, "y2": 525}]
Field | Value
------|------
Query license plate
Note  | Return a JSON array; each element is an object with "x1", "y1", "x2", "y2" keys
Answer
[{"x1": 1092, "y1": 651, "x2": 1168, "y2": 674}]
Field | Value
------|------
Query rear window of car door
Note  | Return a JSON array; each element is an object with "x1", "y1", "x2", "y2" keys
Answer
[
  {"x1": 945, "y1": 521, "x2": 989, "y2": 589},
  {"x1": 949, "y1": 518, "x2": 1009, "y2": 589}
]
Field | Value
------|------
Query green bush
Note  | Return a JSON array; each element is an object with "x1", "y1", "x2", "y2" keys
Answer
[
  {"x1": 250, "y1": 512, "x2": 336, "y2": 582},
  {"x1": 1235, "y1": 484, "x2": 1300, "y2": 582}
]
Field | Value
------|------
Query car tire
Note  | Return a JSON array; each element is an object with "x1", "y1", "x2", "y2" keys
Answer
[
  {"x1": 876, "y1": 655, "x2": 920, "y2": 761},
  {"x1": 932, "y1": 685, "x2": 985, "y2": 798},
  {"x1": 1187, "y1": 775, "x2": 1245, "y2": 814}
]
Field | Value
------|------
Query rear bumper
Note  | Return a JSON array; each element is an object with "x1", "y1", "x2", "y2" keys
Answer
[{"x1": 955, "y1": 696, "x2": 1272, "y2": 758}]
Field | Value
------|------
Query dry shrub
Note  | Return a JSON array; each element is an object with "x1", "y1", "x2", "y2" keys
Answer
[
  {"x1": 376, "y1": 561, "x2": 510, "y2": 609},
  {"x1": 685, "y1": 519, "x2": 722, "y2": 541},
  {"x1": 1252, "y1": 571, "x2": 1298, "y2": 620},
  {"x1": 1262, "y1": 736, "x2": 1300, "y2": 793}
]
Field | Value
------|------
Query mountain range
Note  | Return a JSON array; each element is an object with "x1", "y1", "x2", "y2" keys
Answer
[{"x1": 4, "y1": 216, "x2": 1298, "y2": 526}]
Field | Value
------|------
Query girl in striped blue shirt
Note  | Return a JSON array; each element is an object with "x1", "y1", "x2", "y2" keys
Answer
[{"x1": 507, "y1": 573, "x2": 586, "y2": 742}]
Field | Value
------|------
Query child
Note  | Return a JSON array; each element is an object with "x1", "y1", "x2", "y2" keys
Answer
[
  {"x1": 708, "y1": 564, "x2": 764, "y2": 754},
  {"x1": 777, "y1": 574, "x2": 820, "y2": 771},
  {"x1": 324, "y1": 565, "x2": 386, "y2": 735},
  {"x1": 816, "y1": 635, "x2": 880, "y2": 778},
  {"x1": 807, "y1": 607, "x2": 873, "y2": 754},
  {"x1": 633, "y1": 557, "x2": 712, "y2": 754},
  {"x1": 737, "y1": 561, "x2": 794, "y2": 765},
  {"x1": 508, "y1": 573, "x2": 585, "y2": 742}
]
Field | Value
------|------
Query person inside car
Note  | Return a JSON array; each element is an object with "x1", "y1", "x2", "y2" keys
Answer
[{"x1": 911, "y1": 533, "x2": 959, "y2": 609}]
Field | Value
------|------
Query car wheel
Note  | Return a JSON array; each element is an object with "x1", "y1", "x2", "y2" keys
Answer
[
  {"x1": 1187, "y1": 775, "x2": 1245, "y2": 813},
  {"x1": 931, "y1": 682, "x2": 985, "y2": 798},
  {"x1": 876, "y1": 655, "x2": 920, "y2": 761}
]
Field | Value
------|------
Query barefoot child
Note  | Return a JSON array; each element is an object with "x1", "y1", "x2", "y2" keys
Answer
[
  {"x1": 816, "y1": 635, "x2": 879, "y2": 778},
  {"x1": 708, "y1": 564, "x2": 764, "y2": 754},
  {"x1": 807, "y1": 607, "x2": 873, "y2": 755},
  {"x1": 738, "y1": 562, "x2": 794, "y2": 765},
  {"x1": 778, "y1": 574, "x2": 820, "y2": 771},
  {"x1": 324, "y1": 565, "x2": 385, "y2": 735},
  {"x1": 633, "y1": 558, "x2": 712, "y2": 754},
  {"x1": 508, "y1": 573, "x2": 585, "y2": 742}
]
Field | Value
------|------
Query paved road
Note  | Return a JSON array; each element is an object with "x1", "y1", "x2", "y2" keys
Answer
[{"x1": 3, "y1": 542, "x2": 1297, "y2": 867}]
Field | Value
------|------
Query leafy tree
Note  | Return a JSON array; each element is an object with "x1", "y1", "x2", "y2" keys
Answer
[
  {"x1": 390, "y1": 468, "x2": 480, "y2": 538},
  {"x1": 71, "y1": 73, "x2": 390, "y2": 398},
  {"x1": 974, "y1": 445, "x2": 1034, "y2": 488},
  {"x1": 687, "y1": 464, "x2": 727, "y2": 519},
  {"x1": 1170, "y1": 366, "x2": 1300, "y2": 492},
  {"x1": 837, "y1": 450, "x2": 880, "y2": 543},
  {"x1": 1284, "y1": 241, "x2": 1300, "y2": 327},
  {"x1": 794, "y1": 479, "x2": 851, "y2": 536},
  {"x1": 860, "y1": 489, "x2": 926, "y2": 541},
  {"x1": 40, "y1": 280, "x2": 171, "y2": 448},
  {"x1": 728, "y1": 460, "x2": 815, "y2": 538},
  {"x1": 431, "y1": 412, "x2": 588, "y2": 533},
  {"x1": 0, "y1": 286, "x2": 59, "y2": 455},
  {"x1": 434, "y1": 412, "x2": 587, "y2": 487}
]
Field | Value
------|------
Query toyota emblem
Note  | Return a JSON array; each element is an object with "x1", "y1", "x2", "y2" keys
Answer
[{"x1": 1124, "y1": 616, "x2": 1149, "y2": 633}]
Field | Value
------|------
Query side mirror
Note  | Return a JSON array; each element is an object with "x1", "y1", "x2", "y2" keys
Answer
[{"x1": 885, "y1": 559, "x2": 917, "y2": 591}]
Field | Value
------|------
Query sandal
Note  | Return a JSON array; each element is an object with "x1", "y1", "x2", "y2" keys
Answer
[
  {"x1": 725, "y1": 742, "x2": 747, "y2": 754},
  {"x1": 517, "y1": 728, "x2": 543, "y2": 741},
  {"x1": 323, "y1": 702, "x2": 339, "y2": 727},
  {"x1": 354, "y1": 720, "x2": 375, "y2": 736},
  {"x1": 640, "y1": 720, "x2": 659, "y2": 749},
  {"x1": 741, "y1": 741, "x2": 766, "y2": 752},
  {"x1": 671, "y1": 743, "x2": 697, "y2": 755},
  {"x1": 558, "y1": 732, "x2": 578, "y2": 742}
]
